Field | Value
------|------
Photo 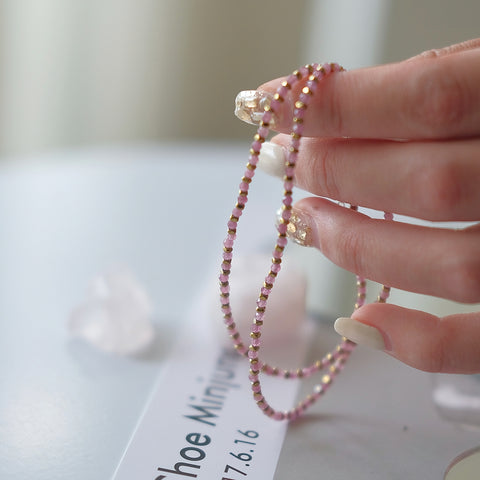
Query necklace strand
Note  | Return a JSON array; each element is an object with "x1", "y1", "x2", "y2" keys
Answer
[{"x1": 220, "y1": 63, "x2": 392, "y2": 421}]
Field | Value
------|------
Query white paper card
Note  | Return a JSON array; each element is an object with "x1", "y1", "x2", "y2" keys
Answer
[{"x1": 113, "y1": 298, "x2": 310, "y2": 480}]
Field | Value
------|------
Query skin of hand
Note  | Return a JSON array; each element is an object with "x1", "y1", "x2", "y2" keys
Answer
[{"x1": 236, "y1": 39, "x2": 480, "y2": 374}]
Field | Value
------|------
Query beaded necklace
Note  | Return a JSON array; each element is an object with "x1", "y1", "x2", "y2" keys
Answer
[{"x1": 220, "y1": 63, "x2": 391, "y2": 420}]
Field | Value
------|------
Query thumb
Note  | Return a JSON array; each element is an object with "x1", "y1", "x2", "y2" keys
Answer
[{"x1": 334, "y1": 303, "x2": 480, "y2": 373}]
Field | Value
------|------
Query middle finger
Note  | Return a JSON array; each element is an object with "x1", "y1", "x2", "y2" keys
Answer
[{"x1": 265, "y1": 135, "x2": 480, "y2": 222}]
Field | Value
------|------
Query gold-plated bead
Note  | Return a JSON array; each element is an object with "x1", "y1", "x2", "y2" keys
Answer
[
  {"x1": 273, "y1": 92, "x2": 284, "y2": 102},
  {"x1": 294, "y1": 100, "x2": 306, "y2": 109},
  {"x1": 322, "y1": 374, "x2": 332, "y2": 385},
  {"x1": 291, "y1": 132, "x2": 301, "y2": 140},
  {"x1": 302, "y1": 86, "x2": 312, "y2": 95},
  {"x1": 281, "y1": 80, "x2": 291, "y2": 89},
  {"x1": 254, "y1": 133, "x2": 265, "y2": 143}
]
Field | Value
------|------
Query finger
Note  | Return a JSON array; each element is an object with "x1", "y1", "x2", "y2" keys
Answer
[
  {"x1": 289, "y1": 197, "x2": 480, "y2": 303},
  {"x1": 334, "y1": 303, "x2": 480, "y2": 373},
  {"x1": 408, "y1": 38, "x2": 480, "y2": 61},
  {"x1": 256, "y1": 45, "x2": 480, "y2": 140},
  {"x1": 258, "y1": 136, "x2": 480, "y2": 221}
]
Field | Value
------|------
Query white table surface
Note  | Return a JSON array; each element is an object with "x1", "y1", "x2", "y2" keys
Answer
[{"x1": 0, "y1": 144, "x2": 478, "y2": 479}]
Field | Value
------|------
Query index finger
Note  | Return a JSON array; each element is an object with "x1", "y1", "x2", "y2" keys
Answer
[{"x1": 257, "y1": 43, "x2": 480, "y2": 140}]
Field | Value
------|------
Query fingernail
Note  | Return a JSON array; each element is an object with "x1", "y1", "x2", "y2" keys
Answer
[
  {"x1": 276, "y1": 207, "x2": 314, "y2": 247},
  {"x1": 257, "y1": 141, "x2": 285, "y2": 179},
  {"x1": 234, "y1": 90, "x2": 274, "y2": 126},
  {"x1": 334, "y1": 317, "x2": 386, "y2": 350}
]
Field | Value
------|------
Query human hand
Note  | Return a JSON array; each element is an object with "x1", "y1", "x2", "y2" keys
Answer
[{"x1": 234, "y1": 39, "x2": 480, "y2": 374}]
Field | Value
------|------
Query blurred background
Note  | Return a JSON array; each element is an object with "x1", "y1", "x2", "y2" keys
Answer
[{"x1": 0, "y1": 0, "x2": 479, "y2": 162}]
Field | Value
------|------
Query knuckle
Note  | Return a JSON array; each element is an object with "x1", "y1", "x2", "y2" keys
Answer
[
  {"x1": 446, "y1": 246, "x2": 480, "y2": 303},
  {"x1": 407, "y1": 65, "x2": 468, "y2": 137},
  {"x1": 414, "y1": 161, "x2": 463, "y2": 220}
]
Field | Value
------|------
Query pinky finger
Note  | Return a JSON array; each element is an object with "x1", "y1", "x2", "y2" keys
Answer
[{"x1": 334, "y1": 303, "x2": 480, "y2": 373}]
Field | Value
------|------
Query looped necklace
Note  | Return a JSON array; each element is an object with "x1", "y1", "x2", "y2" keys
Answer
[{"x1": 219, "y1": 63, "x2": 392, "y2": 421}]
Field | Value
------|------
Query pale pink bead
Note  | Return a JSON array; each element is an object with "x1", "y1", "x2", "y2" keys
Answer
[
  {"x1": 271, "y1": 263, "x2": 281, "y2": 274},
  {"x1": 299, "y1": 92, "x2": 310, "y2": 105},
  {"x1": 265, "y1": 274, "x2": 276, "y2": 285},
  {"x1": 220, "y1": 285, "x2": 229, "y2": 294},
  {"x1": 223, "y1": 251, "x2": 233, "y2": 261},
  {"x1": 384, "y1": 212, "x2": 393, "y2": 221},
  {"x1": 262, "y1": 364, "x2": 274, "y2": 375},
  {"x1": 283, "y1": 196, "x2": 293, "y2": 207},
  {"x1": 277, "y1": 236, "x2": 288, "y2": 247},
  {"x1": 236, "y1": 195, "x2": 247, "y2": 206},
  {"x1": 281, "y1": 209, "x2": 291, "y2": 220},
  {"x1": 256, "y1": 298, "x2": 267, "y2": 308},
  {"x1": 270, "y1": 98, "x2": 280, "y2": 112},
  {"x1": 285, "y1": 166, "x2": 295, "y2": 177},
  {"x1": 284, "y1": 180, "x2": 294, "y2": 191},
  {"x1": 299, "y1": 66, "x2": 310, "y2": 76},
  {"x1": 293, "y1": 108, "x2": 305, "y2": 120},
  {"x1": 221, "y1": 261, "x2": 231, "y2": 270},
  {"x1": 252, "y1": 139, "x2": 263, "y2": 152},
  {"x1": 248, "y1": 349, "x2": 258, "y2": 360},
  {"x1": 273, "y1": 411, "x2": 285, "y2": 421},
  {"x1": 239, "y1": 181, "x2": 250, "y2": 191},
  {"x1": 277, "y1": 223, "x2": 287, "y2": 235},
  {"x1": 277, "y1": 85, "x2": 289, "y2": 98},
  {"x1": 261, "y1": 286, "x2": 271, "y2": 296},
  {"x1": 219, "y1": 274, "x2": 229, "y2": 283},
  {"x1": 255, "y1": 311, "x2": 265, "y2": 322},
  {"x1": 258, "y1": 126, "x2": 269, "y2": 138},
  {"x1": 232, "y1": 206, "x2": 243, "y2": 217},
  {"x1": 272, "y1": 249, "x2": 283, "y2": 260},
  {"x1": 244, "y1": 169, "x2": 255, "y2": 179},
  {"x1": 251, "y1": 323, "x2": 261, "y2": 333},
  {"x1": 287, "y1": 73, "x2": 299, "y2": 85},
  {"x1": 220, "y1": 296, "x2": 230, "y2": 305},
  {"x1": 223, "y1": 237, "x2": 234, "y2": 248},
  {"x1": 322, "y1": 63, "x2": 332, "y2": 74},
  {"x1": 227, "y1": 220, "x2": 237, "y2": 230},
  {"x1": 249, "y1": 373, "x2": 258, "y2": 382},
  {"x1": 262, "y1": 110, "x2": 273, "y2": 123}
]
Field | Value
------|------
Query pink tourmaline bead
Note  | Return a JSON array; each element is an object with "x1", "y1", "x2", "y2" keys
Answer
[
  {"x1": 232, "y1": 207, "x2": 243, "y2": 217},
  {"x1": 269, "y1": 98, "x2": 280, "y2": 112},
  {"x1": 293, "y1": 108, "x2": 305, "y2": 120},
  {"x1": 299, "y1": 92, "x2": 310, "y2": 105},
  {"x1": 277, "y1": 85, "x2": 289, "y2": 98},
  {"x1": 239, "y1": 181, "x2": 250, "y2": 191},
  {"x1": 285, "y1": 166, "x2": 295, "y2": 177},
  {"x1": 281, "y1": 209, "x2": 291, "y2": 220},
  {"x1": 271, "y1": 263, "x2": 281, "y2": 274},
  {"x1": 256, "y1": 298, "x2": 267, "y2": 308},
  {"x1": 223, "y1": 251, "x2": 233, "y2": 261},
  {"x1": 277, "y1": 223, "x2": 287, "y2": 235},
  {"x1": 283, "y1": 196, "x2": 293, "y2": 207},
  {"x1": 220, "y1": 285, "x2": 229, "y2": 294},
  {"x1": 287, "y1": 73, "x2": 299, "y2": 85},
  {"x1": 262, "y1": 110, "x2": 273, "y2": 123},
  {"x1": 252, "y1": 139, "x2": 263, "y2": 152},
  {"x1": 255, "y1": 311, "x2": 265, "y2": 322},
  {"x1": 249, "y1": 373, "x2": 258, "y2": 382},
  {"x1": 227, "y1": 221, "x2": 237, "y2": 230},
  {"x1": 220, "y1": 296, "x2": 229, "y2": 305},
  {"x1": 272, "y1": 249, "x2": 283, "y2": 260},
  {"x1": 221, "y1": 261, "x2": 231, "y2": 270},
  {"x1": 299, "y1": 66, "x2": 310, "y2": 76},
  {"x1": 284, "y1": 180, "x2": 294, "y2": 191},
  {"x1": 322, "y1": 63, "x2": 332, "y2": 74},
  {"x1": 251, "y1": 338, "x2": 261, "y2": 347},
  {"x1": 277, "y1": 236, "x2": 288, "y2": 247},
  {"x1": 223, "y1": 237, "x2": 234, "y2": 248},
  {"x1": 384, "y1": 212, "x2": 393, "y2": 221},
  {"x1": 258, "y1": 126, "x2": 269, "y2": 138},
  {"x1": 248, "y1": 349, "x2": 258, "y2": 360},
  {"x1": 219, "y1": 274, "x2": 229, "y2": 283},
  {"x1": 273, "y1": 411, "x2": 285, "y2": 421},
  {"x1": 265, "y1": 274, "x2": 276, "y2": 285},
  {"x1": 260, "y1": 286, "x2": 271, "y2": 296},
  {"x1": 251, "y1": 324, "x2": 261, "y2": 333},
  {"x1": 244, "y1": 169, "x2": 255, "y2": 180}
]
